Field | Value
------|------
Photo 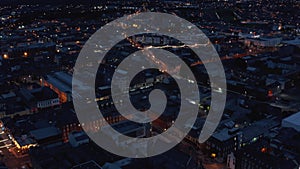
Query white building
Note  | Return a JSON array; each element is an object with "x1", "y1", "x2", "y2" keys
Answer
[
  {"x1": 227, "y1": 152, "x2": 236, "y2": 169},
  {"x1": 245, "y1": 37, "x2": 282, "y2": 47}
]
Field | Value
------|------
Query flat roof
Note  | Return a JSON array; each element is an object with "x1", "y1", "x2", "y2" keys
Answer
[
  {"x1": 111, "y1": 120, "x2": 142, "y2": 134},
  {"x1": 46, "y1": 71, "x2": 92, "y2": 98},
  {"x1": 54, "y1": 72, "x2": 72, "y2": 86},
  {"x1": 30, "y1": 87, "x2": 58, "y2": 101},
  {"x1": 16, "y1": 136, "x2": 36, "y2": 146},
  {"x1": 212, "y1": 128, "x2": 233, "y2": 142},
  {"x1": 72, "y1": 160, "x2": 102, "y2": 169},
  {"x1": 46, "y1": 75, "x2": 71, "y2": 93},
  {"x1": 30, "y1": 127, "x2": 61, "y2": 140},
  {"x1": 213, "y1": 117, "x2": 280, "y2": 142},
  {"x1": 242, "y1": 117, "x2": 280, "y2": 142},
  {"x1": 283, "y1": 38, "x2": 300, "y2": 45},
  {"x1": 0, "y1": 92, "x2": 16, "y2": 99},
  {"x1": 283, "y1": 111, "x2": 300, "y2": 125}
]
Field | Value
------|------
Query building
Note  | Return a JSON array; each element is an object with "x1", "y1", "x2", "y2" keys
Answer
[
  {"x1": 265, "y1": 74, "x2": 290, "y2": 90},
  {"x1": 0, "y1": 91, "x2": 31, "y2": 118},
  {"x1": 102, "y1": 158, "x2": 132, "y2": 169},
  {"x1": 0, "y1": 92, "x2": 16, "y2": 111},
  {"x1": 19, "y1": 86, "x2": 60, "y2": 111},
  {"x1": 227, "y1": 152, "x2": 236, "y2": 169},
  {"x1": 233, "y1": 125, "x2": 300, "y2": 169},
  {"x1": 29, "y1": 142, "x2": 119, "y2": 169},
  {"x1": 205, "y1": 117, "x2": 280, "y2": 161},
  {"x1": 102, "y1": 120, "x2": 147, "y2": 143},
  {"x1": 29, "y1": 126, "x2": 62, "y2": 145},
  {"x1": 1, "y1": 42, "x2": 55, "y2": 60},
  {"x1": 101, "y1": 119, "x2": 151, "y2": 156},
  {"x1": 72, "y1": 160, "x2": 102, "y2": 169},
  {"x1": 10, "y1": 42, "x2": 55, "y2": 58},
  {"x1": 68, "y1": 131, "x2": 89, "y2": 147},
  {"x1": 12, "y1": 134, "x2": 37, "y2": 150},
  {"x1": 57, "y1": 109, "x2": 81, "y2": 143},
  {"x1": 244, "y1": 37, "x2": 282, "y2": 48},
  {"x1": 270, "y1": 127, "x2": 300, "y2": 159},
  {"x1": 282, "y1": 38, "x2": 300, "y2": 48},
  {"x1": 42, "y1": 72, "x2": 73, "y2": 103},
  {"x1": 282, "y1": 111, "x2": 300, "y2": 132},
  {"x1": 205, "y1": 128, "x2": 242, "y2": 161},
  {"x1": 132, "y1": 35, "x2": 178, "y2": 46},
  {"x1": 235, "y1": 139, "x2": 299, "y2": 169},
  {"x1": 42, "y1": 71, "x2": 89, "y2": 103}
]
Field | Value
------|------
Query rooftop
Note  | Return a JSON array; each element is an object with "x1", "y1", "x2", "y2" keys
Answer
[
  {"x1": 108, "y1": 120, "x2": 144, "y2": 135},
  {"x1": 72, "y1": 160, "x2": 102, "y2": 169},
  {"x1": 30, "y1": 87, "x2": 58, "y2": 101},
  {"x1": 283, "y1": 38, "x2": 300, "y2": 46},
  {"x1": 212, "y1": 128, "x2": 234, "y2": 142},
  {"x1": 30, "y1": 126, "x2": 61, "y2": 140},
  {"x1": 0, "y1": 92, "x2": 16, "y2": 99},
  {"x1": 45, "y1": 72, "x2": 72, "y2": 93},
  {"x1": 283, "y1": 111, "x2": 300, "y2": 125}
]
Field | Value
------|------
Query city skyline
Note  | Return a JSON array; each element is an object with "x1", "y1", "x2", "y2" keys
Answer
[{"x1": 0, "y1": 1, "x2": 299, "y2": 169}]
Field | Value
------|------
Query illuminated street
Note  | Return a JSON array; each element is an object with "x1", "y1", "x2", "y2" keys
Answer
[{"x1": 0, "y1": 0, "x2": 299, "y2": 169}]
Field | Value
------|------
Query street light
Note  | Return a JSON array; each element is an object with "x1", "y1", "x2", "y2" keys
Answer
[
  {"x1": 23, "y1": 52, "x2": 28, "y2": 57},
  {"x1": 3, "y1": 54, "x2": 8, "y2": 59}
]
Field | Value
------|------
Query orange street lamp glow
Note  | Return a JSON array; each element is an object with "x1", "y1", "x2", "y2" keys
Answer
[{"x1": 3, "y1": 54, "x2": 8, "y2": 59}]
